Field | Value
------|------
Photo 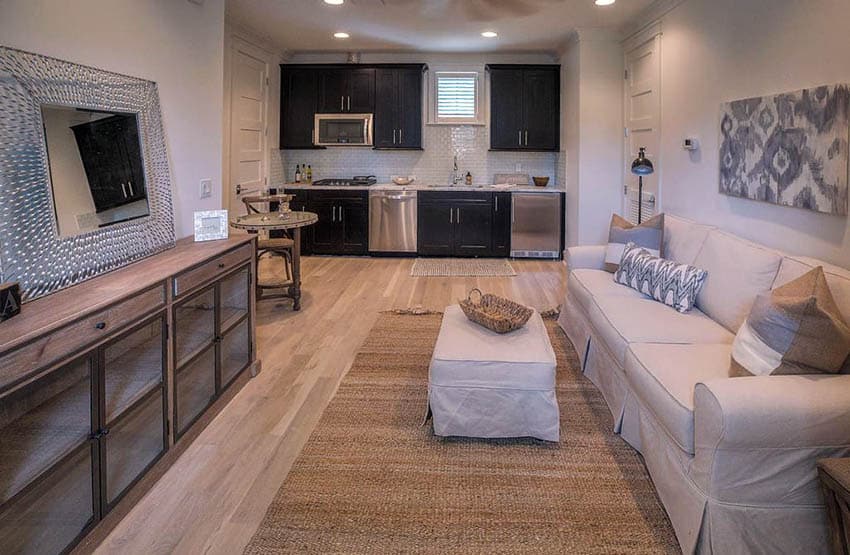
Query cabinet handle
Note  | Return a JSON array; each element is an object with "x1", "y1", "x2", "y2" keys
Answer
[
  {"x1": 393, "y1": 129, "x2": 396, "y2": 144},
  {"x1": 339, "y1": 206, "x2": 343, "y2": 222},
  {"x1": 95, "y1": 321, "x2": 107, "y2": 330},
  {"x1": 512, "y1": 200, "x2": 516, "y2": 224},
  {"x1": 332, "y1": 206, "x2": 336, "y2": 222},
  {"x1": 518, "y1": 130, "x2": 522, "y2": 145},
  {"x1": 128, "y1": 180, "x2": 134, "y2": 197},
  {"x1": 449, "y1": 208, "x2": 453, "y2": 224},
  {"x1": 121, "y1": 183, "x2": 127, "y2": 198},
  {"x1": 399, "y1": 128, "x2": 403, "y2": 144},
  {"x1": 347, "y1": 95, "x2": 351, "y2": 111},
  {"x1": 525, "y1": 130, "x2": 528, "y2": 146},
  {"x1": 341, "y1": 96, "x2": 344, "y2": 111},
  {"x1": 495, "y1": 196, "x2": 499, "y2": 212},
  {"x1": 456, "y1": 208, "x2": 461, "y2": 224}
]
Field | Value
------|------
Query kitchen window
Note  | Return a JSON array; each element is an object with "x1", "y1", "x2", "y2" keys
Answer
[{"x1": 429, "y1": 69, "x2": 484, "y2": 125}]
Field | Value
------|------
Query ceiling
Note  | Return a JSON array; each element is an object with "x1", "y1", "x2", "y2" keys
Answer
[{"x1": 226, "y1": 0, "x2": 655, "y2": 54}]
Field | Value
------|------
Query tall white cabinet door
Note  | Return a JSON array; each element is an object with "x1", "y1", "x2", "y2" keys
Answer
[{"x1": 624, "y1": 33, "x2": 661, "y2": 223}]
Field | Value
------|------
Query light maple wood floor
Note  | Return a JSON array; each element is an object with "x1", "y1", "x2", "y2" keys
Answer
[{"x1": 95, "y1": 256, "x2": 567, "y2": 555}]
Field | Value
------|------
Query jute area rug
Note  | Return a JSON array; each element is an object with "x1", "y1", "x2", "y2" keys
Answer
[
  {"x1": 410, "y1": 258, "x2": 517, "y2": 277},
  {"x1": 245, "y1": 312, "x2": 679, "y2": 554}
]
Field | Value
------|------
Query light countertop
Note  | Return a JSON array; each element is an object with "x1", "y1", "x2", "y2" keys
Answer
[{"x1": 277, "y1": 182, "x2": 565, "y2": 193}]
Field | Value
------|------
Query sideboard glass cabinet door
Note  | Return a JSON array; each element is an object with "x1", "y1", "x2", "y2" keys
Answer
[
  {"x1": 0, "y1": 356, "x2": 97, "y2": 555},
  {"x1": 173, "y1": 264, "x2": 253, "y2": 438}
]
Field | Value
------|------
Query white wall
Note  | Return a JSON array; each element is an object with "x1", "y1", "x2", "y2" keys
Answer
[
  {"x1": 560, "y1": 30, "x2": 624, "y2": 247},
  {"x1": 654, "y1": 0, "x2": 850, "y2": 267},
  {"x1": 0, "y1": 0, "x2": 226, "y2": 238}
]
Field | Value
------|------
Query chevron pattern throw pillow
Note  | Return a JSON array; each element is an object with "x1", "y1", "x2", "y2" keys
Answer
[{"x1": 614, "y1": 243, "x2": 709, "y2": 313}]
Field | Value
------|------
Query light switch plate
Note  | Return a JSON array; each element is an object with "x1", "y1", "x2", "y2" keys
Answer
[{"x1": 199, "y1": 178, "x2": 212, "y2": 199}]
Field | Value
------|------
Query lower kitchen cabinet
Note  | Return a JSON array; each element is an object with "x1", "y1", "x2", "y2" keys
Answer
[
  {"x1": 418, "y1": 191, "x2": 493, "y2": 257},
  {"x1": 492, "y1": 192, "x2": 512, "y2": 257},
  {"x1": 284, "y1": 189, "x2": 369, "y2": 255}
]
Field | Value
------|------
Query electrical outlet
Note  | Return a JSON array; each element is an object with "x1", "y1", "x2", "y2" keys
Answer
[
  {"x1": 515, "y1": 163, "x2": 522, "y2": 172},
  {"x1": 199, "y1": 178, "x2": 212, "y2": 199}
]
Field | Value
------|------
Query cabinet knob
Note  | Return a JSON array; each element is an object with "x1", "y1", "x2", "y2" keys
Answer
[
  {"x1": 218, "y1": 262, "x2": 226, "y2": 269},
  {"x1": 95, "y1": 322, "x2": 107, "y2": 330}
]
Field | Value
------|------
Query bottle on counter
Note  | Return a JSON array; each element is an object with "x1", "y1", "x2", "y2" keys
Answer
[
  {"x1": 465, "y1": 171, "x2": 472, "y2": 186},
  {"x1": 306, "y1": 164, "x2": 312, "y2": 183},
  {"x1": 294, "y1": 164, "x2": 301, "y2": 183}
]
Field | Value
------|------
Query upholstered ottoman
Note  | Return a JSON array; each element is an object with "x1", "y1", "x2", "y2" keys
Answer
[{"x1": 427, "y1": 305, "x2": 559, "y2": 441}]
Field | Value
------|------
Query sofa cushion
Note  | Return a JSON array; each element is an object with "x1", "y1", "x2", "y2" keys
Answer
[
  {"x1": 568, "y1": 268, "x2": 647, "y2": 314},
  {"x1": 663, "y1": 214, "x2": 715, "y2": 265},
  {"x1": 774, "y1": 256, "x2": 850, "y2": 323},
  {"x1": 693, "y1": 230, "x2": 783, "y2": 332},
  {"x1": 625, "y1": 343, "x2": 732, "y2": 454},
  {"x1": 587, "y1": 295, "x2": 735, "y2": 365},
  {"x1": 614, "y1": 243, "x2": 709, "y2": 313},
  {"x1": 732, "y1": 267, "x2": 850, "y2": 377},
  {"x1": 604, "y1": 213, "x2": 664, "y2": 272}
]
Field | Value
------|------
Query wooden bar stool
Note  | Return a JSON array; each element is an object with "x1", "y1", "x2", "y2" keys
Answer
[{"x1": 241, "y1": 194, "x2": 295, "y2": 298}]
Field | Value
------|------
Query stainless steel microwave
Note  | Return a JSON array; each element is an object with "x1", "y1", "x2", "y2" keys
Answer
[{"x1": 313, "y1": 113, "x2": 373, "y2": 146}]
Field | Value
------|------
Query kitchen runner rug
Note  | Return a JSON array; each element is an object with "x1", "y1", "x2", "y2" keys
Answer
[
  {"x1": 244, "y1": 312, "x2": 679, "y2": 554},
  {"x1": 410, "y1": 258, "x2": 517, "y2": 277}
]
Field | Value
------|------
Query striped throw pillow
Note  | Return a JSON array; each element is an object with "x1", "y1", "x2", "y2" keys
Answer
[
  {"x1": 614, "y1": 243, "x2": 708, "y2": 313},
  {"x1": 604, "y1": 214, "x2": 664, "y2": 272},
  {"x1": 731, "y1": 266, "x2": 850, "y2": 377}
]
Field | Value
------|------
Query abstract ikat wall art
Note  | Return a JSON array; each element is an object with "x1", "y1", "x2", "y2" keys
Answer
[{"x1": 719, "y1": 84, "x2": 849, "y2": 216}]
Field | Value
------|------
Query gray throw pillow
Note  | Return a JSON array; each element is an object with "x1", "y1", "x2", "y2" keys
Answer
[
  {"x1": 731, "y1": 266, "x2": 850, "y2": 377},
  {"x1": 604, "y1": 214, "x2": 664, "y2": 273},
  {"x1": 614, "y1": 242, "x2": 708, "y2": 313}
]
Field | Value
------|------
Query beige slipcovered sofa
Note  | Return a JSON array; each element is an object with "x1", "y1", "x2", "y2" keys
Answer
[{"x1": 557, "y1": 214, "x2": 850, "y2": 554}]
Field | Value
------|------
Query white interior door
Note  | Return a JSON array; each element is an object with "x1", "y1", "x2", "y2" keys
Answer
[
  {"x1": 228, "y1": 42, "x2": 268, "y2": 215},
  {"x1": 624, "y1": 34, "x2": 661, "y2": 222}
]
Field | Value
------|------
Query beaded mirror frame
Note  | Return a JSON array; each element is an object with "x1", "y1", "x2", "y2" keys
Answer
[{"x1": 0, "y1": 46, "x2": 175, "y2": 302}]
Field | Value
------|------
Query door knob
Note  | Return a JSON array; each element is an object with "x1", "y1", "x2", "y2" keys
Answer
[{"x1": 236, "y1": 183, "x2": 242, "y2": 195}]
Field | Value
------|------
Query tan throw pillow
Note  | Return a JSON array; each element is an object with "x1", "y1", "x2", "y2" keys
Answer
[
  {"x1": 731, "y1": 266, "x2": 850, "y2": 377},
  {"x1": 604, "y1": 213, "x2": 664, "y2": 273}
]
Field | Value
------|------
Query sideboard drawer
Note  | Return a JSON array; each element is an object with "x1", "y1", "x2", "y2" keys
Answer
[
  {"x1": 172, "y1": 244, "x2": 253, "y2": 297},
  {"x1": 0, "y1": 285, "x2": 165, "y2": 392}
]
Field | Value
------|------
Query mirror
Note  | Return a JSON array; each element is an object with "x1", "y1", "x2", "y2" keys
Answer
[{"x1": 41, "y1": 104, "x2": 150, "y2": 237}]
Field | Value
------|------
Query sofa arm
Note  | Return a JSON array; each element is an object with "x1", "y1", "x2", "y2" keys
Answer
[
  {"x1": 691, "y1": 375, "x2": 850, "y2": 505},
  {"x1": 566, "y1": 245, "x2": 607, "y2": 271}
]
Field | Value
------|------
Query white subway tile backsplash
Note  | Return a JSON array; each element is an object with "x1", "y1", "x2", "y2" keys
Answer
[{"x1": 270, "y1": 125, "x2": 557, "y2": 187}]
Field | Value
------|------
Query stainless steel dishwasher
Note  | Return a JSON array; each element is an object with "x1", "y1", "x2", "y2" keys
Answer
[
  {"x1": 369, "y1": 189, "x2": 418, "y2": 253},
  {"x1": 510, "y1": 192, "x2": 562, "y2": 258}
]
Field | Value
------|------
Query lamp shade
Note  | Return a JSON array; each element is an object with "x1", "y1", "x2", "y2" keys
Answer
[{"x1": 631, "y1": 147, "x2": 654, "y2": 176}]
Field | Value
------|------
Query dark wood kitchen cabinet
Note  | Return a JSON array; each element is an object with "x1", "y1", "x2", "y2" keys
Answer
[
  {"x1": 488, "y1": 64, "x2": 559, "y2": 151},
  {"x1": 418, "y1": 191, "x2": 492, "y2": 257},
  {"x1": 280, "y1": 67, "x2": 319, "y2": 149},
  {"x1": 374, "y1": 66, "x2": 424, "y2": 149},
  {"x1": 72, "y1": 114, "x2": 147, "y2": 212},
  {"x1": 317, "y1": 68, "x2": 375, "y2": 113},
  {"x1": 286, "y1": 189, "x2": 369, "y2": 255},
  {"x1": 492, "y1": 192, "x2": 512, "y2": 257}
]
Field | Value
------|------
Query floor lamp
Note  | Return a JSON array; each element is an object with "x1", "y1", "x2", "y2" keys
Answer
[{"x1": 630, "y1": 147, "x2": 654, "y2": 224}]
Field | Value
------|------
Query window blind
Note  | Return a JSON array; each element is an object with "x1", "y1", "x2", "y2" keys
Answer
[{"x1": 436, "y1": 73, "x2": 477, "y2": 119}]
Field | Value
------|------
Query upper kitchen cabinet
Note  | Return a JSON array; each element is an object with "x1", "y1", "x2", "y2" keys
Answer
[
  {"x1": 317, "y1": 68, "x2": 375, "y2": 113},
  {"x1": 488, "y1": 64, "x2": 559, "y2": 152},
  {"x1": 374, "y1": 66, "x2": 424, "y2": 149},
  {"x1": 280, "y1": 66, "x2": 319, "y2": 149}
]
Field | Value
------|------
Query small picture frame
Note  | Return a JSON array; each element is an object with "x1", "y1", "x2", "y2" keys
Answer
[{"x1": 194, "y1": 210, "x2": 229, "y2": 242}]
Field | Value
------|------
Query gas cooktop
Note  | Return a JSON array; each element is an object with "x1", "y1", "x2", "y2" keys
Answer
[{"x1": 312, "y1": 175, "x2": 376, "y2": 187}]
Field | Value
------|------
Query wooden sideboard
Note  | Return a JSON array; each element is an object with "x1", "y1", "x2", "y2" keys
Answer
[{"x1": 0, "y1": 235, "x2": 259, "y2": 555}]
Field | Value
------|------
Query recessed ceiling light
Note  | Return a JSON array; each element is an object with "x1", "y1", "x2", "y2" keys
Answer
[
  {"x1": 481, "y1": 31, "x2": 498, "y2": 38},
  {"x1": 333, "y1": 32, "x2": 350, "y2": 39},
  {"x1": 595, "y1": 0, "x2": 615, "y2": 5},
  {"x1": 324, "y1": 0, "x2": 344, "y2": 5}
]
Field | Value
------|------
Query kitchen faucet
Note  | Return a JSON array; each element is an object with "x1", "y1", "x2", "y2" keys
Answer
[{"x1": 451, "y1": 155, "x2": 461, "y2": 185}]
